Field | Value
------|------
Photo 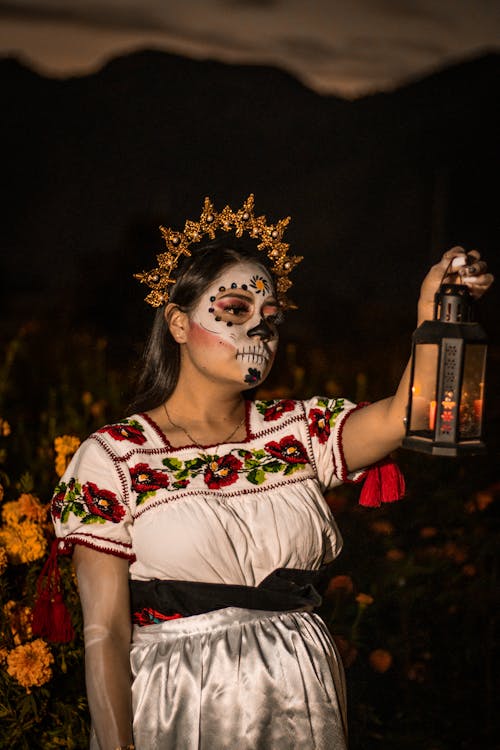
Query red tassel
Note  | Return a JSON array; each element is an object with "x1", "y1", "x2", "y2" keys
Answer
[
  {"x1": 359, "y1": 458, "x2": 406, "y2": 508},
  {"x1": 32, "y1": 538, "x2": 75, "y2": 643}
]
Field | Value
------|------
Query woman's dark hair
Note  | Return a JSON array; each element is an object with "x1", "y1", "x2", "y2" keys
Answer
[{"x1": 128, "y1": 241, "x2": 272, "y2": 413}]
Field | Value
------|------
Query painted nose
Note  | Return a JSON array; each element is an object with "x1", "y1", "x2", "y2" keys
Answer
[{"x1": 247, "y1": 318, "x2": 274, "y2": 343}]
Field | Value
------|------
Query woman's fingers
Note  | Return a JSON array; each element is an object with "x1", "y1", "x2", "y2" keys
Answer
[{"x1": 461, "y1": 272, "x2": 495, "y2": 298}]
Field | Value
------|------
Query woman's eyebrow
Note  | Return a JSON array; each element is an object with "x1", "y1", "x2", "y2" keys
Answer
[{"x1": 216, "y1": 291, "x2": 254, "y2": 302}]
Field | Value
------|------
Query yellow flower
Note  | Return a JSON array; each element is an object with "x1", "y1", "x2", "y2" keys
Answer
[
  {"x1": 0, "y1": 522, "x2": 47, "y2": 564},
  {"x1": 3, "y1": 600, "x2": 33, "y2": 645},
  {"x1": 355, "y1": 593, "x2": 374, "y2": 609},
  {"x1": 2, "y1": 493, "x2": 47, "y2": 526},
  {"x1": 81, "y1": 391, "x2": 93, "y2": 406},
  {"x1": 6, "y1": 638, "x2": 54, "y2": 692},
  {"x1": 0, "y1": 545, "x2": 7, "y2": 575},
  {"x1": 0, "y1": 418, "x2": 11, "y2": 436},
  {"x1": 54, "y1": 435, "x2": 81, "y2": 478}
]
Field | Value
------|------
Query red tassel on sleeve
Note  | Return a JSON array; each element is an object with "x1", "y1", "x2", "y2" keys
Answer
[
  {"x1": 359, "y1": 457, "x2": 406, "y2": 508},
  {"x1": 32, "y1": 538, "x2": 75, "y2": 643}
]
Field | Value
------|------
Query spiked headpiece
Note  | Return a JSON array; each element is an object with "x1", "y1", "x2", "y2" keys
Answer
[{"x1": 134, "y1": 194, "x2": 303, "y2": 309}]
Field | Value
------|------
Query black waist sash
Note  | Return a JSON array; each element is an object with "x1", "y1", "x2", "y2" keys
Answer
[{"x1": 130, "y1": 563, "x2": 335, "y2": 625}]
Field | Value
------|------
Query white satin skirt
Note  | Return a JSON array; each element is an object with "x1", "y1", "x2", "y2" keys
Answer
[{"x1": 129, "y1": 606, "x2": 348, "y2": 750}]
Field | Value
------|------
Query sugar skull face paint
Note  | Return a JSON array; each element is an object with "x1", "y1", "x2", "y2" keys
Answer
[{"x1": 187, "y1": 262, "x2": 281, "y2": 387}]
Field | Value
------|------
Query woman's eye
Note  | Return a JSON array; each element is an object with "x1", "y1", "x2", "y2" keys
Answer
[
  {"x1": 213, "y1": 296, "x2": 254, "y2": 323},
  {"x1": 223, "y1": 304, "x2": 250, "y2": 316}
]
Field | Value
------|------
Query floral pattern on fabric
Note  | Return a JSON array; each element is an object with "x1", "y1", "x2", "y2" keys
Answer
[
  {"x1": 256, "y1": 399, "x2": 296, "y2": 421},
  {"x1": 155, "y1": 435, "x2": 310, "y2": 492},
  {"x1": 51, "y1": 479, "x2": 126, "y2": 524},
  {"x1": 308, "y1": 398, "x2": 345, "y2": 444},
  {"x1": 204, "y1": 455, "x2": 243, "y2": 489},
  {"x1": 97, "y1": 419, "x2": 146, "y2": 445},
  {"x1": 130, "y1": 463, "x2": 170, "y2": 505}
]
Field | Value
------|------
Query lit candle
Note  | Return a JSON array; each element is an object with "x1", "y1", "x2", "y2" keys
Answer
[
  {"x1": 473, "y1": 399, "x2": 483, "y2": 422},
  {"x1": 429, "y1": 400, "x2": 437, "y2": 431}
]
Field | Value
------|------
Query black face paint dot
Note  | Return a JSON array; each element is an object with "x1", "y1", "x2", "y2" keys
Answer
[
  {"x1": 210, "y1": 296, "x2": 216, "y2": 302},
  {"x1": 241, "y1": 284, "x2": 248, "y2": 290},
  {"x1": 226, "y1": 322, "x2": 233, "y2": 327},
  {"x1": 231, "y1": 282, "x2": 237, "y2": 288},
  {"x1": 208, "y1": 307, "x2": 214, "y2": 313},
  {"x1": 215, "y1": 316, "x2": 221, "y2": 322},
  {"x1": 219, "y1": 286, "x2": 226, "y2": 292}
]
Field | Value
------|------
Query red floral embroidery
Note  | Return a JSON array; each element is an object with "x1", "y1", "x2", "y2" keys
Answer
[
  {"x1": 130, "y1": 463, "x2": 170, "y2": 493},
  {"x1": 51, "y1": 479, "x2": 74, "y2": 520},
  {"x1": 308, "y1": 407, "x2": 333, "y2": 444},
  {"x1": 204, "y1": 454, "x2": 243, "y2": 489},
  {"x1": 265, "y1": 436, "x2": 309, "y2": 464},
  {"x1": 263, "y1": 400, "x2": 296, "y2": 421},
  {"x1": 82, "y1": 482, "x2": 126, "y2": 523},
  {"x1": 98, "y1": 422, "x2": 146, "y2": 445}
]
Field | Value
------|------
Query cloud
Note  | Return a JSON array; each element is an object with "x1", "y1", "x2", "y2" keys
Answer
[{"x1": 1, "y1": 0, "x2": 499, "y2": 97}]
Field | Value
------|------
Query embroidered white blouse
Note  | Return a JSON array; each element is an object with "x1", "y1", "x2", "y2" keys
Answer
[{"x1": 52, "y1": 397, "x2": 364, "y2": 585}]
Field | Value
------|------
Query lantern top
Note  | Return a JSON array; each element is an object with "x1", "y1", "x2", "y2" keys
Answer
[{"x1": 434, "y1": 283, "x2": 475, "y2": 324}]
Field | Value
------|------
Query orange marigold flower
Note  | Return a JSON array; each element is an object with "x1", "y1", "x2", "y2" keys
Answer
[
  {"x1": 81, "y1": 391, "x2": 93, "y2": 406},
  {"x1": 443, "y1": 541, "x2": 468, "y2": 565},
  {"x1": 54, "y1": 435, "x2": 81, "y2": 478},
  {"x1": 355, "y1": 593, "x2": 374, "y2": 608},
  {"x1": 475, "y1": 490, "x2": 494, "y2": 512},
  {"x1": 0, "y1": 647, "x2": 9, "y2": 665},
  {"x1": 369, "y1": 648, "x2": 393, "y2": 673},
  {"x1": 326, "y1": 574, "x2": 354, "y2": 596},
  {"x1": 3, "y1": 600, "x2": 33, "y2": 645},
  {"x1": 0, "y1": 418, "x2": 11, "y2": 436},
  {"x1": 0, "y1": 522, "x2": 47, "y2": 564},
  {"x1": 370, "y1": 520, "x2": 394, "y2": 535},
  {"x1": 0, "y1": 545, "x2": 7, "y2": 575},
  {"x1": 2, "y1": 493, "x2": 47, "y2": 526},
  {"x1": 386, "y1": 548, "x2": 405, "y2": 562},
  {"x1": 6, "y1": 638, "x2": 54, "y2": 692},
  {"x1": 419, "y1": 526, "x2": 438, "y2": 539},
  {"x1": 462, "y1": 563, "x2": 477, "y2": 577}
]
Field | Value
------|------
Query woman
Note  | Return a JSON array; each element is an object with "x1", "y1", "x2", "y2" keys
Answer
[{"x1": 50, "y1": 196, "x2": 492, "y2": 750}]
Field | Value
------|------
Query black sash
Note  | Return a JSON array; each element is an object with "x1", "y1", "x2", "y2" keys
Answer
[{"x1": 130, "y1": 563, "x2": 335, "y2": 625}]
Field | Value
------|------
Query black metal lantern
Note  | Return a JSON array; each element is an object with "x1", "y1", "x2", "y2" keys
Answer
[{"x1": 403, "y1": 283, "x2": 487, "y2": 456}]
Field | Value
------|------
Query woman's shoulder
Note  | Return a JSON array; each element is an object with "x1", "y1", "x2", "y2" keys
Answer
[{"x1": 82, "y1": 413, "x2": 166, "y2": 456}]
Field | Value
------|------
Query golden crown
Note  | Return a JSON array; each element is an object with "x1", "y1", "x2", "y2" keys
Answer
[{"x1": 134, "y1": 194, "x2": 303, "y2": 309}]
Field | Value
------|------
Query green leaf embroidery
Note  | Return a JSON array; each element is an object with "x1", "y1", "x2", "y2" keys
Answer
[
  {"x1": 264, "y1": 460, "x2": 284, "y2": 473},
  {"x1": 162, "y1": 457, "x2": 182, "y2": 470},
  {"x1": 283, "y1": 463, "x2": 306, "y2": 476},
  {"x1": 247, "y1": 468, "x2": 266, "y2": 485},
  {"x1": 185, "y1": 457, "x2": 206, "y2": 471}
]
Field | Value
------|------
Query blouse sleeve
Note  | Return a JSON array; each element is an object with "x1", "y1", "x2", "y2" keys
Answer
[
  {"x1": 303, "y1": 396, "x2": 367, "y2": 492},
  {"x1": 51, "y1": 436, "x2": 134, "y2": 560}
]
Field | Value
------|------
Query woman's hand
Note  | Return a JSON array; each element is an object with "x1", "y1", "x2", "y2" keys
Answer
[{"x1": 417, "y1": 246, "x2": 494, "y2": 325}]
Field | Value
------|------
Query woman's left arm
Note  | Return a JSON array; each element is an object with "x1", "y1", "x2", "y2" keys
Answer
[{"x1": 342, "y1": 247, "x2": 494, "y2": 472}]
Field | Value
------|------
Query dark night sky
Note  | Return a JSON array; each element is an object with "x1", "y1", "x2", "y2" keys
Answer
[{"x1": 1, "y1": 48, "x2": 499, "y2": 412}]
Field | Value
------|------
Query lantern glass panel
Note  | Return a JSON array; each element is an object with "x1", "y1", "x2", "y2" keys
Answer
[
  {"x1": 459, "y1": 344, "x2": 487, "y2": 439},
  {"x1": 409, "y1": 343, "x2": 439, "y2": 432}
]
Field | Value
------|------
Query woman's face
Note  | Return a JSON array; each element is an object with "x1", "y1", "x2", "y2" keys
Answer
[{"x1": 183, "y1": 262, "x2": 281, "y2": 388}]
